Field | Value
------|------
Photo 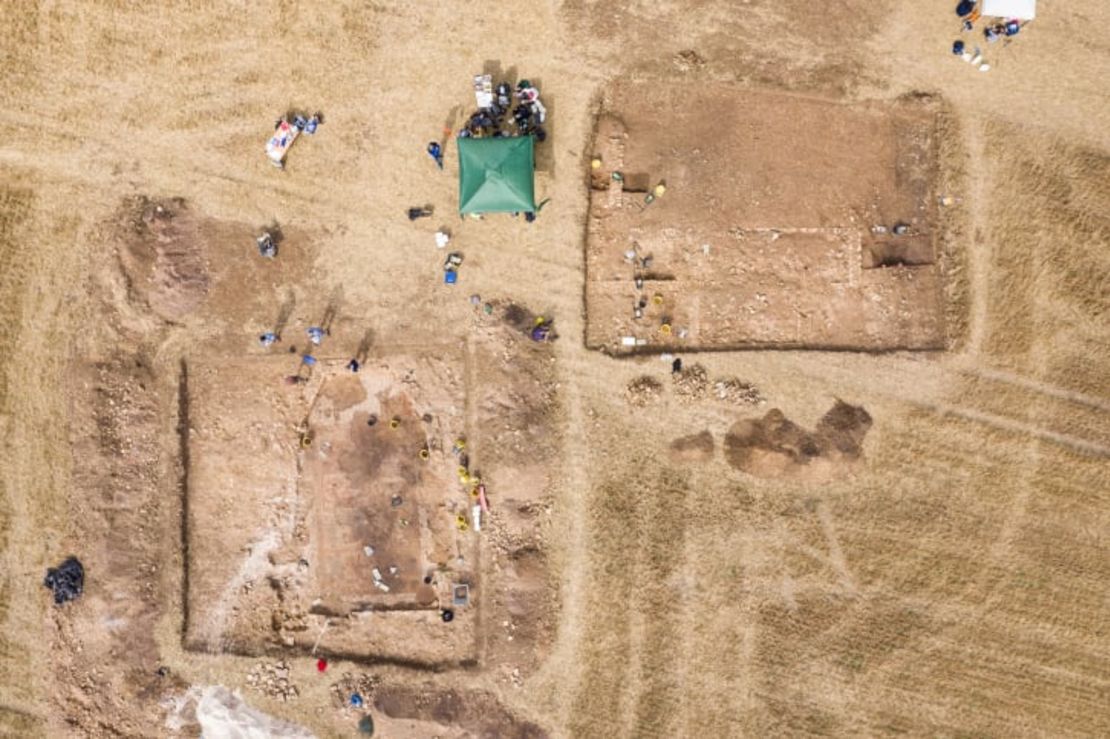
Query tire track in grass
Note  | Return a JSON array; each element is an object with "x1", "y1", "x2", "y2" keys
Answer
[
  {"x1": 568, "y1": 456, "x2": 691, "y2": 738},
  {"x1": 628, "y1": 466, "x2": 690, "y2": 739},
  {"x1": 567, "y1": 470, "x2": 638, "y2": 737}
]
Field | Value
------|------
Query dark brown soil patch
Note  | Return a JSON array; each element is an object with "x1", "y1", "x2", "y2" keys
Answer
[
  {"x1": 669, "y1": 430, "x2": 715, "y2": 463},
  {"x1": 816, "y1": 400, "x2": 874, "y2": 454},
  {"x1": 626, "y1": 375, "x2": 663, "y2": 406},
  {"x1": 503, "y1": 302, "x2": 537, "y2": 333},
  {"x1": 724, "y1": 401, "x2": 871, "y2": 479},
  {"x1": 374, "y1": 686, "x2": 547, "y2": 738}
]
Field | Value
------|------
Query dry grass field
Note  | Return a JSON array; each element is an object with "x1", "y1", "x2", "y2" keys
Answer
[{"x1": 1, "y1": 1, "x2": 1108, "y2": 737}]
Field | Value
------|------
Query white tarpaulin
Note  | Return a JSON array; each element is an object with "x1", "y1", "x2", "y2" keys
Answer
[
  {"x1": 981, "y1": 0, "x2": 1036, "y2": 19},
  {"x1": 165, "y1": 686, "x2": 316, "y2": 739}
]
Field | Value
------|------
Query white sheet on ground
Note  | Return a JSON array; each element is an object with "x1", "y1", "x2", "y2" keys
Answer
[
  {"x1": 166, "y1": 685, "x2": 316, "y2": 739},
  {"x1": 981, "y1": 0, "x2": 1036, "y2": 20}
]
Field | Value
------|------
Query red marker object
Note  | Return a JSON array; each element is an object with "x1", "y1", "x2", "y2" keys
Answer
[{"x1": 316, "y1": 658, "x2": 328, "y2": 672}]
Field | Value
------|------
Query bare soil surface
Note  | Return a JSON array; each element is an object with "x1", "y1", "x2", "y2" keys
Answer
[
  {"x1": 723, "y1": 401, "x2": 873, "y2": 480},
  {"x1": 585, "y1": 83, "x2": 945, "y2": 352},
  {"x1": 373, "y1": 685, "x2": 548, "y2": 738},
  {"x1": 1, "y1": 2, "x2": 1109, "y2": 738}
]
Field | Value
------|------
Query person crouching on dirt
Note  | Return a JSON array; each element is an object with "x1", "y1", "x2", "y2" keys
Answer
[
  {"x1": 530, "y1": 319, "x2": 554, "y2": 342},
  {"x1": 513, "y1": 104, "x2": 532, "y2": 128},
  {"x1": 257, "y1": 233, "x2": 277, "y2": 259},
  {"x1": 427, "y1": 141, "x2": 444, "y2": 169}
]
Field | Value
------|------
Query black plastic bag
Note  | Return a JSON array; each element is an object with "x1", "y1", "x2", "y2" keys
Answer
[{"x1": 44, "y1": 556, "x2": 84, "y2": 604}]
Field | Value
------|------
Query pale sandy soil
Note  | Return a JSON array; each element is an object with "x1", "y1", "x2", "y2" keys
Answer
[{"x1": 1, "y1": 1, "x2": 1108, "y2": 737}]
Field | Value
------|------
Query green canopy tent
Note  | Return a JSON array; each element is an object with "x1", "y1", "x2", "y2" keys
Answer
[{"x1": 457, "y1": 136, "x2": 536, "y2": 214}]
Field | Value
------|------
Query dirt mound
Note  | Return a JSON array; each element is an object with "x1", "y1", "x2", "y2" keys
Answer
[
  {"x1": 724, "y1": 401, "x2": 871, "y2": 479},
  {"x1": 712, "y1": 377, "x2": 763, "y2": 405},
  {"x1": 631, "y1": 370, "x2": 760, "y2": 407},
  {"x1": 374, "y1": 686, "x2": 547, "y2": 738},
  {"x1": 669, "y1": 430, "x2": 714, "y2": 462},
  {"x1": 117, "y1": 196, "x2": 209, "y2": 322},
  {"x1": 673, "y1": 49, "x2": 706, "y2": 72},
  {"x1": 329, "y1": 672, "x2": 382, "y2": 710},
  {"x1": 817, "y1": 400, "x2": 873, "y2": 454},
  {"x1": 672, "y1": 363, "x2": 709, "y2": 400},
  {"x1": 626, "y1": 375, "x2": 664, "y2": 406}
]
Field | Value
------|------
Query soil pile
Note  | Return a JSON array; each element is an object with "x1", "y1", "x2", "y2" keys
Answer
[
  {"x1": 669, "y1": 430, "x2": 715, "y2": 462},
  {"x1": 672, "y1": 363, "x2": 709, "y2": 400},
  {"x1": 246, "y1": 660, "x2": 299, "y2": 702},
  {"x1": 816, "y1": 400, "x2": 873, "y2": 455},
  {"x1": 712, "y1": 377, "x2": 763, "y2": 405},
  {"x1": 724, "y1": 400, "x2": 872, "y2": 479},
  {"x1": 626, "y1": 375, "x2": 663, "y2": 406}
]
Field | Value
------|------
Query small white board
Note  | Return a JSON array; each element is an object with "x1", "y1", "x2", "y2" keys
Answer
[
  {"x1": 473, "y1": 74, "x2": 493, "y2": 109},
  {"x1": 981, "y1": 0, "x2": 1035, "y2": 20}
]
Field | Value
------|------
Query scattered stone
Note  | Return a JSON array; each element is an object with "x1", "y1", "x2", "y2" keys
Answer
[
  {"x1": 724, "y1": 401, "x2": 872, "y2": 479},
  {"x1": 672, "y1": 363, "x2": 709, "y2": 400},
  {"x1": 625, "y1": 375, "x2": 663, "y2": 406},
  {"x1": 712, "y1": 377, "x2": 763, "y2": 405},
  {"x1": 330, "y1": 673, "x2": 382, "y2": 710},
  {"x1": 246, "y1": 660, "x2": 300, "y2": 702}
]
